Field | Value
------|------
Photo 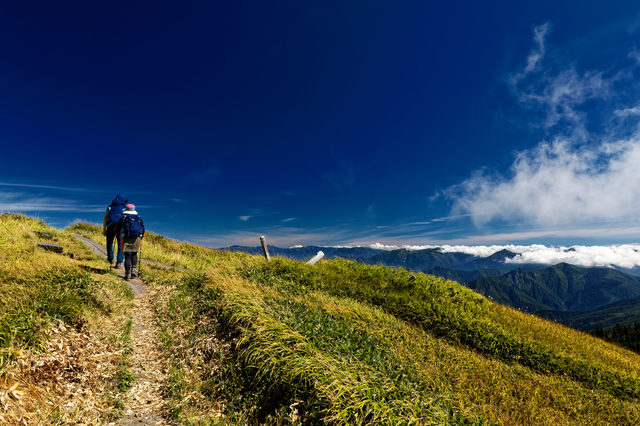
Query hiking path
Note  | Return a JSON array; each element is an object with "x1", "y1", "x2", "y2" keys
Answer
[{"x1": 72, "y1": 234, "x2": 170, "y2": 425}]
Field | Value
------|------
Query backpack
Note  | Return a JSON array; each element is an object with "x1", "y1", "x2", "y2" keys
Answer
[
  {"x1": 106, "y1": 203, "x2": 126, "y2": 228},
  {"x1": 122, "y1": 214, "x2": 144, "y2": 238}
]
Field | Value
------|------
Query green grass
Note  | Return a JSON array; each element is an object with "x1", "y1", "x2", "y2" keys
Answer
[
  {"x1": 0, "y1": 214, "x2": 136, "y2": 422},
  {"x1": 65, "y1": 221, "x2": 640, "y2": 425},
  {"x1": 240, "y1": 259, "x2": 640, "y2": 399}
]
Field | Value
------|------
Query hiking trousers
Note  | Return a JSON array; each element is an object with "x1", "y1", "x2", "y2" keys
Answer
[
  {"x1": 106, "y1": 227, "x2": 124, "y2": 264},
  {"x1": 124, "y1": 251, "x2": 138, "y2": 274}
]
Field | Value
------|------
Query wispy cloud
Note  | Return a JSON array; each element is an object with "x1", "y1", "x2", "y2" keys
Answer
[
  {"x1": 189, "y1": 225, "x2": 359, "y2": 248},
  {"x1": 238, "y1": 209, "x2": 278, "y2": 222},
  {"x1": 519, "y1": 22, "x2": 550, "y2": 78},
  {"x1": 0, "y1": 182, "x2": 99, "y2": 192},
  {"x1": 444, "y1": 23, "x2": 640, "y2": 230},
  {"x1": 0, "y1": 191, "x2": 104, "y2": 212}
]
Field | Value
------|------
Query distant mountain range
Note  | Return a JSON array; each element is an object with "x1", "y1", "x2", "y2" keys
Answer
[
  {"x1": 536, "y1": 295, "x2": 640, "y2": 331},
  {"x1": 357, "y1": 247, "x2": 544, "y2": 272},
  {"x1": 220, "y1": 245, "x2": 640, "y2": 330},
  {"x1": 466, "y1": 262, "x2": 640, "y2": 310},
  {"x1": 429, "y1": 263, "x2": 640, "y2": 331}
]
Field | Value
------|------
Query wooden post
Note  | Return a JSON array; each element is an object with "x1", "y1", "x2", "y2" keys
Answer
[
  {"x1": 260, "y1": 236, "x2": 270, "y2": 261},
  {"x1": 306, "y1": 251, "x2": 324, "y2": 265}
]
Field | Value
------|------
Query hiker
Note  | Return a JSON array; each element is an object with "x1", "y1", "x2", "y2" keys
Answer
[
  {"x1": 115, "y1": 204, "x2": 145, "y2": 281},
  {"x1": 102, "y1": 194, "x2": 127, "y2": 269}
]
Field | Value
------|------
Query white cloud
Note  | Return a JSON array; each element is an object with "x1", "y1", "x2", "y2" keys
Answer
[
  {"x1": 614, "y1": 106, "x2": 640, "y2": 118},
  {"x1": 238, "y1": 209, "x2": 278, "y2": 222},
  {"x1": 447, "y1": 135, "x2": 640, "y2": 227},
  {"x1": 190, "y1": 226, "x2": 356, "y2": 248},
  {"x1": 524, "y1": 22, "x2": 550, "y2": 76},
  {"x1": 0, "y1": 182, "x2": 99, "y2": 192},
  {"x1": 445, "y1": 23, "x2": 640, "y2": 229},
  {"x1": 505, "y1": 244, "x2": 640, "y2": 268},
  {"x1": 333, "y1": 242, "x2": 640, "y2": 269},
  {"x1": 508, "y1": 23, "x2": 615, "y2": 140},
  {"x1": 0, "y1": 191, "x2": 104, "y2": 212}
]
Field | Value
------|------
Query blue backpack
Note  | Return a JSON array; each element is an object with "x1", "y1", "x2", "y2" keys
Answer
[
  {"x1": 122, "y1": 214, "x2": 144, "y2": 238},
  {"x1": 106, "y1": 197, "x2": 126, "y2": 228}
]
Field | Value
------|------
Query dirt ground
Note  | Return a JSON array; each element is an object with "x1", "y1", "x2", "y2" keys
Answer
[{"x1": 113, "y1": 286, "x2": 169, "y2": 426}]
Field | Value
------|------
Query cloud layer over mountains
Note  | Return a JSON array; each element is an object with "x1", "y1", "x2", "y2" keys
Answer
[{"x1": 362, "y1": 243, "x2": 640, "y2": 269}]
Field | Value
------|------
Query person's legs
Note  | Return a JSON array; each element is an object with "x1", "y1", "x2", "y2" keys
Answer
[
  {"x1": 105, "y1": 227, "x2": 116, "y2": 264},
  {"x1": 131, "y1": 251, "x2": 138, "y2": 277},
  {"x1": 116, "y1": 231, "x2": 125, "y2": 265},
  {"x1": 124, "y1": 252, "x2": 132, "y2": 279}
]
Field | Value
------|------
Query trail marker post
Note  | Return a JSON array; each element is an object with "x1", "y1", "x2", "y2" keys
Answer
[
  {"x1": 260, "y1": 236, "x2": 270, "y2": 261},
  {"x1": 306, "y1": 251, "x2": 324, "y2": 265}
]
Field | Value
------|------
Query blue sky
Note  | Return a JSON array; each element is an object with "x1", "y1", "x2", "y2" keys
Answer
[{"x1": 3, "y1": 1, "x2": 640, "y2": 249}]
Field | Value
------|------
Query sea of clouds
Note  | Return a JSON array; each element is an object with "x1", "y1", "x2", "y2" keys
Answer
[{"x1": 358, "y1": 243, "x2": 640, "y2": 270}]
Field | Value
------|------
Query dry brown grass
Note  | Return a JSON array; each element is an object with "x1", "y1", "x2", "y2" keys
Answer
[{"x1": 0, "y1": 214, "x2": 135, "y2": 424}]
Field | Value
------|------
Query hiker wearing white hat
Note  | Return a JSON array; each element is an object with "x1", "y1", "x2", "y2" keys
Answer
[{"x1": 115, "y1": 204, "x2": 145, "y2": 280}]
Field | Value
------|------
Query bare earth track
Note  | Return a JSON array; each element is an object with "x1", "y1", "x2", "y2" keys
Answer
[{"x1": 72, "y1": 234, "x2": 171, "y2": 425}]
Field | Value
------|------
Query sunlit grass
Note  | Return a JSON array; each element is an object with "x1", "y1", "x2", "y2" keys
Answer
[
  {"x1": 0, "y1": 214, "x2": 135, "y2": 422},
  {"x1": 64, "y1": 218, "x2": 640, "y2": 425}
]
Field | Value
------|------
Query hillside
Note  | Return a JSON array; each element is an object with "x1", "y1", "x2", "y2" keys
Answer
[
  {"x1": 460, "y1": 249, "x2": 518, "y2": 270},
  {"x1": 359, "y1": 247, "x2": 477, "y2": 271},
  {"x1": 3, "y1": 214, "x2": 640, "y2": 425},
  {"x1": 425, "y1": 266, "x2": 511, "y2": 284},
  {"x1": 466, "y1": 263, "x2": 640, "y2": 314},
  {"x1": 0, "y1": 214, "x2": 136, "y2": 424},
  {"x1": 537, "y1": 294, "x2": 640, "y2": 331}
]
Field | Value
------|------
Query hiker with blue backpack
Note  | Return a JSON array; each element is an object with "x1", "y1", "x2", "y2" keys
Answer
[
  {"x1": 115, "y1": 204, "x2": 145, "y2": 280},
  {"x1": 102, "y1": 194, "x2": 127, "y2": 269}
]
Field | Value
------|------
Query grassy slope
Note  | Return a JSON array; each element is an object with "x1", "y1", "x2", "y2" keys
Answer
[
  {"x1": 0, "y1": 215, "x2": 135, "y2": 424},
  {"x1": 69, "y1": 223, "x2": 640, "y2": 425}
]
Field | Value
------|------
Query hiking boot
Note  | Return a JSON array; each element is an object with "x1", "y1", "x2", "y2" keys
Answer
[
  {"x1": 131, "y1": 267, "x2": 138, "y2": 278},
  {"x1": 115, "y1": 262, "x2": 123, "y2": 270},
  {"x1": 124, "y1": 273, "x2": 131, "y2": 281}
]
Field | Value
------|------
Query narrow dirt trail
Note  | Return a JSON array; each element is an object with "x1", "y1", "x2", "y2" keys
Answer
[
  {"x1": 115, "y1": 287, "x2": 169, "y2": 426},
  {"x1": 72, "y1": 234, "x2": 171, "y2": 425}
]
